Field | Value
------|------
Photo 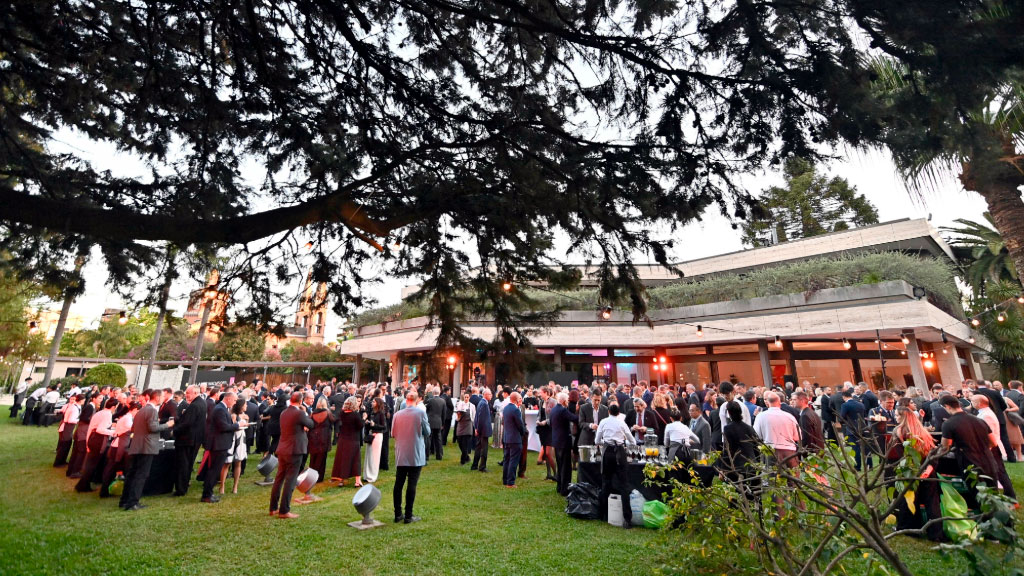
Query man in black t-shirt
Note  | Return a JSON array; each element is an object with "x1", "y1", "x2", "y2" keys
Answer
[{"x1": 938, "y1": 396, "x2": 1004, "y2": 505}]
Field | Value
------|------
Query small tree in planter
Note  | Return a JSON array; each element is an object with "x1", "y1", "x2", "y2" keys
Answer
[{"x1": 82, "y1": 363, "x2": 127, "y2": 389}]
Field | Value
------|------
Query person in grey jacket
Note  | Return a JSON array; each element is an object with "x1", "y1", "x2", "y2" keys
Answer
[
  {"x1": 578, "y1": 390, "x2": 608, "y2": 446},
  {"x1": 687, "y1": 404, "x2": 712, "y2": 453},
  {"x1": 392, "y1": 391, "x2": 431, "y2": 524},
  {"x1": 120, "y1": 389, "x2": 174, "y2": 511}
]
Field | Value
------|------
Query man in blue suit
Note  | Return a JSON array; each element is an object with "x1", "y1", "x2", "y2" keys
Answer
[
  {"x1": 392, "y1": 390, "x2": 431, "y2": 524},
  {"x1": 550, "y1": 392, "x2": 579, "y2": 496},
  {"x1": 501, "y1": 392, "x2": 527, "y2": 487},
  {"x1": 471, "y1": 388, "x2": 492, "y2": 472}
]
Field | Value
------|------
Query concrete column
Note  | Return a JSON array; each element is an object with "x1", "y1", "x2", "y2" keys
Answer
[
  {"x1": 757, "y1": 340, "x2": 772, "y2": 388},
  {"x1": 553, "y1": 347, "x2": 565, "y2": 371},
  {"x1": 352, "y1": 355, "x2": 362, "y2": 385},
  {"x1": 378, "y1": 359, "x2": 387, "y2": 384},
  {"x1": 453, "y1": 362, "x2": 464, "y2": 397},
  {"x1": 390, "y1": 352, "x2": 405, "y2": 391},
  {"x1": 904, "y1": 335, "x2": 929, "y2": 394},
  {"x1": 935, "y1": 346, "x2": 964, "y2": 388}
]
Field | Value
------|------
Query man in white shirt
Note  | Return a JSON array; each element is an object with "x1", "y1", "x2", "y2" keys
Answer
[
  {"x1": 663, "y1": 410, "x2": 699, "y2": 447},
  {"x1": 75, "y1": 398, "x2": 118, "y2": 492},
  {"x1": 10, "y1": 377, "x2": 31, "y2": 419},
  {"x1": 594, "y1": 403, "x2": 637, "y2": 529},
  {"x1": 972, "y1": 394, "x2": 1006, "y2": 460},
  {"x1": 719, "y1": 382, "x2": 751, "y2": 427},
  {"x1": 753, "y1": 391, "x2": 801, "y2": 469},
  {"x1": 39, "y1": 385, "x2": 61, "y2": 426}
]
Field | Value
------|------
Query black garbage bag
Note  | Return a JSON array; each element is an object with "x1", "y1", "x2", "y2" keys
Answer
[{"x1": 565, "y1": 482, "x2": 600, "y2": 519}]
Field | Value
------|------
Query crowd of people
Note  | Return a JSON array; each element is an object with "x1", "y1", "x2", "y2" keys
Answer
[{"x1": 9, "y1": 372, "x2": 1022, "y2": 533}]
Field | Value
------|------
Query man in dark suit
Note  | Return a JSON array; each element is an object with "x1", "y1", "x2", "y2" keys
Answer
[
  {"x1": 424, "y1": 386, "x2": 446, "y2": 460},
  {"x1": 120, "y1": 389, "x2": 173, "y2": 511},
  {"x1": 859, "y1": 384, "x2": 879, "y2": 413},
  {"x1": 270, "y1": 391, "x2": 314, "y2": 519},
  {"x1": 158, "y1": 388, "x2": 178, "y2": 441},
  {"x1": 441, "y1": 387, "x2": 454, "y2": 445},
  {"x1": 172, "y1": 385, "x2": 206, "y2": 496},
  {"x1": 202, "y1": 392, "x2": 244, "y2": 503},
  {"x1": 578, "y1": 390, "x2": 608, "y2": 446},
  {"x1": 624, "y1": 399, "x2": 658, "y2": 443},
  {"x1": 244, "y1": 391, "x2": 259, "y2": 454},
  {"x1": 549, "y1": 392, "x2": 579, "y2": 496},
  {"x1": 839, "y1": 388, "x2": 868, "y2": 470},
  {"x1": 501, "y1": 392, "x2": 527, "y2": 487},
  {"x1": 687, "y1": 404, "x2": 712, "y2": 453},
  {"x1": 976, "y1": 381, "x2": 1015, "y2": 462},
  {"x1": 329, "y1": 388, "x2": 346, "y2": 445},
  {"x1": 472, "y1": 388, "x2": 492, "y2": 471},
  {"x1": 792, "y1": 390, "x2": 823, "y2": 454}
]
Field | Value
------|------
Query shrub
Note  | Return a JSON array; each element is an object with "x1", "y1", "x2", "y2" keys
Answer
[{"x1": 82, "y1": 363, "x2": 127, "y2": 388}]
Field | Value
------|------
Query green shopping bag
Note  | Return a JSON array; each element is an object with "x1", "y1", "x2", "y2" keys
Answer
[
  {"x1": 939, "y1": 481, "x2": 977, "y2": 541},
  {"x1": 642, "y1": 500, "x2": 670, "y2": 529},
  {"x1": 108, "y1": 478, "x2": 124, "y2": 497}
]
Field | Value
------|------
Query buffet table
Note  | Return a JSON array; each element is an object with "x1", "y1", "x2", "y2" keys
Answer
[
  {"x1": 577, "y1": 461, "x2": 715, "y2": 501},
  {"x1": 142, "y1": 447, "x2": 176, "y2": 496}
]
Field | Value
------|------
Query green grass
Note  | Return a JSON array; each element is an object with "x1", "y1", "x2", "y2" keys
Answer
[
  {"x1": 1, "y1": 414, "x2": 1020, "y2": 575},
  {"x1": 0, "y1": 415, "x2": 651, "y2": 576}
]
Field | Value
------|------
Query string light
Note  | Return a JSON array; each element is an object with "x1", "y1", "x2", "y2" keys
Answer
[
  {"x1": 774, "y1": 335, "x2": 782, "y2": 348},
  {"x1": 118, "y1": 311, "x2": 128, "y2": 325},
  {"x1": 842, "y1": 338, "x2": 851, "y2": 350},
  {"x1": 900, "y1": 333, "x2": 910, "y2": 345},
  {"x1": 696, "y1": 325, "x2": 703, "y2": 337},
  {"x1": 968, "y1": 336, "x2": 976, "y2": 344},
  {"x1": 998, "y1": 313, "x2": 1006, "y2": 322},
  {"x1": 501, "y1": 281, "x2": 513, "y2": 292},
  {"x1": 1018, "y1": 295, "x2": 1024, "y2": 304},
  {"x1": 923, "y1": 358, "x2": 935, "y2": 369},
  {"x1": 971, "y1": 318, "x2": 981, "y2": 327},
  {"x1": 28, "y1": 321, "x2": 39, "y2": 335},
  {"x1": 600, "y1": 306, "x2": 612, "y2": 320}
]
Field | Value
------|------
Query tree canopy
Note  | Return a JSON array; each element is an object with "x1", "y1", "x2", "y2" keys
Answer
[
  {"x1": 2, "y1": 0, "x2": 1022, "y2": 352},
  {"x1": 741, "y1": 158, "x2": 878, "y2": 247}
]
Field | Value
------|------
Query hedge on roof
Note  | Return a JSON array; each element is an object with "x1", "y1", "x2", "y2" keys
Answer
[{"x1": 347, "y1": 252, "x2": 964, "y2": 329}]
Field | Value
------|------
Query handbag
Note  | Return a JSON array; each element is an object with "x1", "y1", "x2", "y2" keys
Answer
[{"x1": 1006, "y1": 411, "x2": 1024, "y2": 428}]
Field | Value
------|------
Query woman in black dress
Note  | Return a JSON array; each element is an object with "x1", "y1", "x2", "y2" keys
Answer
[
  {"x1": 535, "y1": 386, "x2": 556, "y2": 481},
  {"x1": 265, "y1": 393, "x2": 287, "y2": 456},
  {"x1": 331, "y1": 396, "x2": 365, "y2": 487},
  {"x1": 308, "y1": 397, "x2": 336, "y2": 483}
]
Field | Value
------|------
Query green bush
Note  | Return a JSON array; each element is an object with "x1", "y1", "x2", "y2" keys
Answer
[
  {"x1": 348, "y1": 252, "x2": 963, "y2": 328},
  {"x1": 82, "y1": 363, "x2": 127, "y2": 389}
]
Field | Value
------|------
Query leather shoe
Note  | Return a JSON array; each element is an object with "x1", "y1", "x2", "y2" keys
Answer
[
  {"x1": 125, "y1": 504, "x2": 146, "y2": 512},
  {"x1": 404, "y1": 515, "x2": 421, "y2": 524},
  {"x1": 478, "y1": 468, "x2": 487, "y2": 473},
  {"x1": 201, "y1": 496, "x2": 220, "y2": 504}
]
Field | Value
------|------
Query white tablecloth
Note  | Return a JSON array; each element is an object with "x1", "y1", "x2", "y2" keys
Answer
[{"x1": 525, "y1": 409, "x2": 540, "y2": 452}]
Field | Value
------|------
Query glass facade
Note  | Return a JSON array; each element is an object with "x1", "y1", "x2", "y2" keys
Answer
[
  {"x1": 717, "y1": 360, "x2": 763, "y2": 387},
  {"x1": 793, "y1": 359, "x2": 856, "y2": 388}
]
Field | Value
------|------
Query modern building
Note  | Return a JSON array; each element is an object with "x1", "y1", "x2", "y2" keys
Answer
[{"x1": 340, "y1": 219, "x2": 982, "y2": 394}]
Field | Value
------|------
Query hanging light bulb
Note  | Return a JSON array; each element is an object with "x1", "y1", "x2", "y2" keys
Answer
[
  {"x1": 659, "y1": 356, "x2": 667, "y2": 364},
  {"x1": 501, "y1": 281, "x2": 513, "y2": 292},
  {"x1": 998, "y1": 313, "x2": 1006, "y2": 322},
  {"x1": 923, "y1": 358, "x2": 935, "y2": 369},
  {"x1": 842, "y1": 338, "x2": 851, "y2": 350},
  {"x1": 901, "y1": 350, "x2": 907, "y2": 355},
  {"x1": 696, "y1": 325, "x2": 703, "y2": 337},
  {"x1": 900, "y1": 333, "x2": 910, "y2": 345},
  {"x1": 28, "y1": 321, "x2": 39, "y2": 335},
  {"x1": 600, "y1": 306, "x2": 612, "y2": 320},
  {"x1": 118, "y1": 311, "x2": 128, "y2": 325},
  {"x1": 1018, "y1": 295, "x2": 1024, "y2": 304},
  {"x1": 968, "y1": 336, "x2": 976, "y2": 344},
  {"x1": 774, "y1": 335, "x2": 782, "y2": 348},
  {"x1": 942, "y1": 348, "x2": 949, "y2": 354},
  {"x1": 971, "y1": 318, "x2": 980, "y2": 327}
]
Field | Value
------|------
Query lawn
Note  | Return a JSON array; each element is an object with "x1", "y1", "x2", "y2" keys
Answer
[{"x1": 1, "y1": 413, "x2": 1021, "y2": 576}]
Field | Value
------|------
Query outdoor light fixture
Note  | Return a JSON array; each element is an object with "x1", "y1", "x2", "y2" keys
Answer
[
  {"x1": 998, "y1": 313, "x2": 1006, "y2": 322},
  {"x1": 923, "y1": 358, "x2": 935, "y2": 369},
  {"x1": 118, "y1": 311, "x2": 128, "y2": 325},
  {"x1": 842, "y1": 338, "x2": 851, "y2": 350},
  {"x1": 971, "y1": 318, "x2": 981, "y2": 327},
  {"x1": 696, "y1": 325, "x2": 703, "y2": 337},
  {"x1": 652, "y1": 364, "x2": 660, "y2": 371},
  {"x1": 901, "y1": 350, "x2": 907, "y2": 355},
  {"x1": 1018, "y1": 295, "x2": 1024, "y2": 304},
  {"x1": 501, "y1": 281, "x2": 513, "y2": 292},
  {"x1": 348, "y1": 484, "x2": 385, "y2": 530},
  {"x1": 912, "y1": 286, "x2": 926, "y2": 300},
  {"x1": 658, "y1": 356, "x2": 667, "y2": 364},
  {"x1": 447, "y1": 354, "x2": 457, "y2": 365},
  {"x1": 28, "y1": 321, "x2": 39, "y2": 335},
  {"x1": 774, "y1": 335, "x2": 782, "y2": 348},
  {"x1": 940, "y1": 329, "x2": 948, "y2": 344},
  {"x1": 942, "y1": 348, "x2": 949, "y2": 354},
  {"x1": 254, "y1": 454, "x2": 278, "y2": 486},
  {"x1": 600, "y1": 306, "x2": 613, "y2": 320},
  {"x1": 304, "y1": 241, "x2": 313, "y2": 251},
  {"x1": 968, "y1": 336, "x2": 976, "y2": 344},
  {"x1": 900, "y1": 333, "x2": 910, "y2": 345}
]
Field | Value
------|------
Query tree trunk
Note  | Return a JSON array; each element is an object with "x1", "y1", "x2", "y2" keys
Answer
[
  {"x1": 41, "y1": 292, "x2": 74, "y2": 388},
  {"x1": 142, "y1": 250, "x2": 177, "y2": 390},
  {"x1": 976, "y1": 183, "x2": 1024, "y2": 292}
]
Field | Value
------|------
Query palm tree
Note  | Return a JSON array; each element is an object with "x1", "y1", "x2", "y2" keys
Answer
[
  {"x1": 869, "y1": 55, "x2": 1024, "y2": 291},
  {"x1": 943, "y1": 213, "x2": 1018, "y2": 296}
]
